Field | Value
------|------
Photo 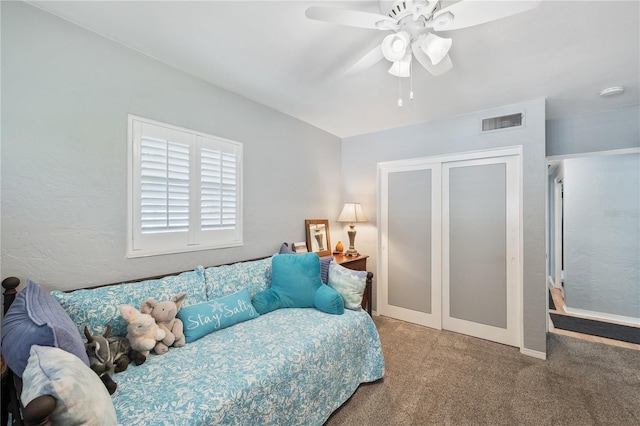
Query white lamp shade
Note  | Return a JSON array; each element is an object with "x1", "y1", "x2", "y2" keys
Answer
[
  {"x1": 420, "y1": 33, "x2": 452, "y2": 65},
  {"x1": 388, "y1": 54, "x2": 412, "y2": 77},
  {"x1": 337, "y1": 203, "x2": 368, "y2": 223},
  {"x1": 381, "y1": 31, "x2": 411, "y2": 62}
]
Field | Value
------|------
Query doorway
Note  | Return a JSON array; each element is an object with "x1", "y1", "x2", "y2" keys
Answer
[
  {"x1": 378, "y1": 147, "x2": 523, "y2": 348},
  {"x1": 546, "y1": 148, "x2": 640, "y2": 349}
]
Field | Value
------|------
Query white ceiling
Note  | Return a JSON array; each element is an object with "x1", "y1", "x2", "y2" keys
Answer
[{"x1": 29, "y1": 0, "x2": 640, "y2": 138}]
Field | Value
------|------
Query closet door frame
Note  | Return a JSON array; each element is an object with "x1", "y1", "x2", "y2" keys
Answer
[{"x1": 377, "y1": 146, "x2": 524, "y2": 349}]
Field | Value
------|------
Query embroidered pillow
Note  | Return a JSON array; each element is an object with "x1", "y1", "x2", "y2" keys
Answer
[
  {"x1": 327, "y1": 262, "x2": 368, "y2": 310},
  {"x1": 21, "y1": 345, "x2": 117, "y2": 425},
  {"x1": 1, "y1": 280, "x2": 89, "y2": 377},
  {"x1": 52, "y1": 267, "x2": 207, "y2": 337},
  {"x1": 177, "y1": 288, "x2": 259, "y2": 343}
]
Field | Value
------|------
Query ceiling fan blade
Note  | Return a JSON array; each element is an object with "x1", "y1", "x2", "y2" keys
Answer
[
  {"x1": 432, "y1": 0, "x2": 541, "y2": 31},
  {"x1": 344, "y1": 45, "x2": 385, "y2": 77},
  {"x1": 411, "y1": 41, "x2": 452, "y2": 76},
  {"x1": 306, "y1": 6, "x2": 398, "y2": 31}
]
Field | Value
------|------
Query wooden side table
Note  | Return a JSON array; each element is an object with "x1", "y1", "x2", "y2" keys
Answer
[{"x1": 331, "y1": 253, "x2": 372, "y2": 315}]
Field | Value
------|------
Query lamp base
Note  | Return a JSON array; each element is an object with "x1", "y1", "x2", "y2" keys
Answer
[{"x1": 345, "y1": 225, "x2": 358, "y2": 256}]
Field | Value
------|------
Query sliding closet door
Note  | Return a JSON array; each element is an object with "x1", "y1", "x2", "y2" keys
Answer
[
  {"x1": 379, "y1": 163, "x2": 442, "y2": 328},
  {"x1": 442, "y1": 155, "x2": 520, "y2": 346}
]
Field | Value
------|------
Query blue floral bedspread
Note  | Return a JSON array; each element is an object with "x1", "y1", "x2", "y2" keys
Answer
[{"x1": 112, "y1": 308, "x2": 384, "y2": 425}]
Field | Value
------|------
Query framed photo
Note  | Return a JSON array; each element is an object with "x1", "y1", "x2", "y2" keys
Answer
[{"x1": 305, "y1": 219, "x2": 331, "y2": 258}]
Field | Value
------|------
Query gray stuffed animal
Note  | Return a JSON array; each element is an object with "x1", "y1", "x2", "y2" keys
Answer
[{"x1": 84, "y1": 326, "x2": 145, "y2": 394}]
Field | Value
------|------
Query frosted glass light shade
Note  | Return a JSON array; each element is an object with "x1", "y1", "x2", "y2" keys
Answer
[
  {"x1": 388, "y1": 54, "x2": 412, "y2": 77},
  {"x1": 420, "y1": 33, "x2": 452, "y2": 65},
  {"x1": 381, "y1": 31, "x2": 411, "y2": 62}
]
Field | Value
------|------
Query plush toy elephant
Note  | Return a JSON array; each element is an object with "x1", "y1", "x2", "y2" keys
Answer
[{"x1": 140, "y1": 292, "x2": 187, "y2": 354}]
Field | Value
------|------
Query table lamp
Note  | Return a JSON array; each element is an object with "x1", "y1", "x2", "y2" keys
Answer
[{"x1": 337, "y1": 203, "x2": 367, "y2": 256}]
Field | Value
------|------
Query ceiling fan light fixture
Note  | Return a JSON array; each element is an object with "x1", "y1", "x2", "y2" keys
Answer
[
  {"x1": 382, "y1": 31, "x2": 411, "y2": 62},
  {"x1": 420, "y1": 33, "x2": 452, "y2": 65},
  {"x1": 388, "y1": 54, "x2": 412, "y2": 77}
]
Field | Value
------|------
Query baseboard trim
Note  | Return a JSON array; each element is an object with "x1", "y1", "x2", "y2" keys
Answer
[
  {"x1": 520, "y1": 347, "x2": 546, "y2": 360},
  {"x1": 563, "y1": 306, "x2": 640, "y2": 327},
  {"x1": 372, "y1": 310, "x2": 379, "y2": 316}
]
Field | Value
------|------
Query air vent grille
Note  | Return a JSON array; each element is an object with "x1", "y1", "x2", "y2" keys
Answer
[{"x1": 482, "y1": 113, "x2": 523, "y2": 132}]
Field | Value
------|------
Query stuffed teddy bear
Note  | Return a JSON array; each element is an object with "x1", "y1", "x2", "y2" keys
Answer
[
  {"x1": 119, "y1": 305, "x2": 166, "y2": 358},
  {"x1": 140, "y1": 292, "x2": 187, "y2": 355},
  {"x1": 83, "y1": 325, "x2": 145, "y2": 394}
]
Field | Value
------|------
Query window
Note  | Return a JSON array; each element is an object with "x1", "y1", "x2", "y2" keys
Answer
[{"x1": 127, "y1": 115, "x2": 242, "y2": 257}]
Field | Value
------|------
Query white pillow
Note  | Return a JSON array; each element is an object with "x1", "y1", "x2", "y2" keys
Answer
[
  {"x1": 327, "y1": 262, "x2": 368, "y2": 310},
  {"x1": 21, "y1": 345, "x2": 117, "y2": 426}
]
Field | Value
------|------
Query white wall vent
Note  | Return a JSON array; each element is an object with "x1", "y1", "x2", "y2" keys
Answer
[{"x1": 482, "y1": 113, "x2": 523, "y2": 132}]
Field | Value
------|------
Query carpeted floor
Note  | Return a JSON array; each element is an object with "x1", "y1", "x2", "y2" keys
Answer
[{"x1": 325, "y1": 315, "x2": 640, "y2": 426}]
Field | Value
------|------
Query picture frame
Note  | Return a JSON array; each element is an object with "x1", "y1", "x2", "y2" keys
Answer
[
  {"x1": 292, "y1": 242, "x2": 308, "y2": 253},
  {"x1": 305, "y1": 219, "x2": 331, "y2": 258}
]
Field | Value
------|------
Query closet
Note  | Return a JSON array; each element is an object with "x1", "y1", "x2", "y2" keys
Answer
[{"x1": 378, "y1": 147, "x2": 522, "y2": 347}]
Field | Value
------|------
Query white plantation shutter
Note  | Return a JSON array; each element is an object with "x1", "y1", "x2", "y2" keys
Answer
[
  {"x1": 128, "y1": 116, "x2": 242, "y2": 257},
  {"x1": 140, "y1": 138, "x2": 190, "y2": 234},
  {"x1": 200, "y1": 147, "x2": 237, "y2": 230}
]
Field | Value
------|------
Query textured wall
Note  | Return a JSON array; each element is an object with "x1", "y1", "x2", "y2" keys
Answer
[
  {"x1": 1, "y1": 2, "x2": 342, "y2": 290},
  {"x1": 546, "y1": 106, "x2": 640, "y2": 157},
  {"x1": 563, "y1": 154, "x2": 640, "y2": 318},
  {"x1": 342, "y1": 100, "x2": 548, "y2": 354}
]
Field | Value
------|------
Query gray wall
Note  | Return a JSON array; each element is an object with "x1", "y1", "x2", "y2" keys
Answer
[
  {"x1": 1, "y1": 2, "x2": 342, "y2": 291},
  {"x1": 342, "y1": 99, "x2": 548, "y2": 354},
  {"x1": 563, "y1": 154, "x2": 640, "y2": 319},
  {"x1": 547, "y1": 106, "x2": 640, "y2": 157}
]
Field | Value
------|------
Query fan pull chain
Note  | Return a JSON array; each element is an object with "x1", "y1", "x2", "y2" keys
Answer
[
  {"x1": 398, "y1": 75, "x2": 403, "y2": 107},
  {"x1": 409, "y1": 60, "x2": 414, "y2": 100}
]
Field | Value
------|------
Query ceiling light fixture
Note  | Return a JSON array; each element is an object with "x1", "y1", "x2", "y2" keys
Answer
[
  {"x1": 306, "y1": 0, "x2": 542, "y2": 107},
  {"x1": 599, "y1": 86, "x2": 625, "y2": 97}
]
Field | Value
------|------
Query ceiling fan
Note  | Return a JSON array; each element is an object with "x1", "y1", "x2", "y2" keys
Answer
[{"x1": 306, "y1": 0, "x2": 541, "y2": 79}]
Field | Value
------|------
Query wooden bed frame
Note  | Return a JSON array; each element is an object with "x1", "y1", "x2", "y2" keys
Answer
[{"x1": 0, "y1": 251, "x2": 373, "y2": 426}]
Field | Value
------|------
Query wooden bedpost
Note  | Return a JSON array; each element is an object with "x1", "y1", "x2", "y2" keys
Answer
[
  {"x1": 365, "y1": 272, "x2": 373, "y2": 316},
  {"x1": 3, "y1": 277, "x2": 20, "y2": 315}
]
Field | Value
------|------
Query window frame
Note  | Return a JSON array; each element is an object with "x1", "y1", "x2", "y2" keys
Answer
[{"x1": 127, "y1": 115, "x2": 243, "y2": 258}]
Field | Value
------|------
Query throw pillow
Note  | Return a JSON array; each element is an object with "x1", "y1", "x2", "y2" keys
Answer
[
  {"x1": 252, "y1": 253, "x2": 344, "y2": 315},
  {"x1": 177, "y1": 288, "x2": 259, "y2": 343},
  {"x1": 21, "y1": 345, "x2": 117, "y2": 425},
  {"x1": 51, "y1": 266, "x2": 207, "y2": 338},
  {"x1": 279, "y1": 243, "x2": 295, "y2": 254},
  {"x1": 204, "y1": 257, "x2": 272, "y2": 300},
  {"x1": 277, "y1": 243, "x2": 333, "y2": 284},
  {"x1": 1, "y1": 280, "x2": 89, "y2": 377},
  {"x1": 327, "y1": 262, "x2": 368, "y2": 310}
]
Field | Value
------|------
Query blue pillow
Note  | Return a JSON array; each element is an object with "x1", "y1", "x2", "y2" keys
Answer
[
  {"x1": 279, "y1": 243, "x2": 295, "y2": 254},
  {"x1": 177, "y1": 288, "x2": 259, "y2": 343},
  {"x1": 320, "y1": 257, "x2": 333, "y2": 285},
  {"x1": 278, "y1": 244, "x2": 333, "y2": 284},
  {"x1": 52, "y1": 267, "x2": 207, "y2": 337},
  {"x1": 252, "y1": 253, "x2": 344, "y2": 315},
  {"x1": 1, "y1": 280, "x2": 90, "y2": 377},
  {"x1": 204, "y1": 257, "x2": 272, "y2": 300}
]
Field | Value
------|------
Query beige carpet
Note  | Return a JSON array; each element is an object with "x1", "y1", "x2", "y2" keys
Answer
[{"x1": 326, "y1": 315, "x2": 640, "y2": 426}]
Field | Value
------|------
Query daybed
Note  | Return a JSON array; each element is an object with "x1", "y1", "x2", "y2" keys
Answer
[{"x1": 1, "y1": 249, "x2": 384, "y2": 425}]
